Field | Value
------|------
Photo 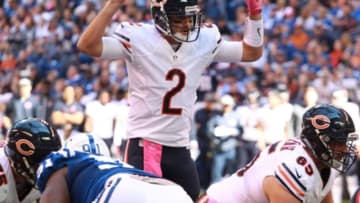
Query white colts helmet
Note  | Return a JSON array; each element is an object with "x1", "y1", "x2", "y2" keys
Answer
[{"x1": 65, "y1": 134, "x2": 111, "y2": 157}]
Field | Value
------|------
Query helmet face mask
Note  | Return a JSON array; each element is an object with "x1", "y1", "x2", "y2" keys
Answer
[
  {"x1": 151, "y1": 0, "x2": 202, "y2": 42},
  {"x1": 301, "y1": 104, "x2": 359, "y2": 173},
  {"x1": 317, "y1": 132, "x2": 358, "y2": 172},
  {"x1": 5, "y1": 118, "x2": 61, "y2": 186}
]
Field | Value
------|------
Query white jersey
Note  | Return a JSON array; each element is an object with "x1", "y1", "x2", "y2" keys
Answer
[
  {"x1": 0, "y1": 148, "x2": 40, "y2": 203},
  {"x1": 102, "y1": 22, "x2": 226, "y2": 147},
  {"x1": 206, "y1": 138, "x2": 339, "y2": 203}
]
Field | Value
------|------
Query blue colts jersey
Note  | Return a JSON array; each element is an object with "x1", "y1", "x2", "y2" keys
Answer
[{"x1": 36, "y1": 148, "x2": 159, "y2": 203}]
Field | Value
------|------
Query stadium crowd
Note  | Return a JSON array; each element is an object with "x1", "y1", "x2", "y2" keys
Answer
[{"x1": 1, "y1": 0, "x2": 360, "y2": 202}]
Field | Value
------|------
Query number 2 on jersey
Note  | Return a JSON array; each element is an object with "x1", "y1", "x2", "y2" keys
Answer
[{"x1": 162, "y1": 68, "x2": 186, "y2": 115}]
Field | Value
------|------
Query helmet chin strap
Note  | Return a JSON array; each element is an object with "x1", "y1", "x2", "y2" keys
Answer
[{"x1": 20, "y1": 157, "x2": 35, "y2": 185}]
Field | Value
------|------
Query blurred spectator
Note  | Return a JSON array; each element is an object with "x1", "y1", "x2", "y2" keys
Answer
[
  {"x1": 235, "y1": 89, "x2": 262, "y2": 169},
  {"x1": 350, "y1": 36, "x2": 360, "y2": 70},
  {"x1": 289, "y1": 19, "x2": 310, "y2": 51},
  {"x1": 65, "y1": 64, "x2": 82, "y2": 86},
  {"x1": 0, "y1": 102, "x2": 11, "y2": 139},
  {"x1": 84, "y1": 89, "x2": 117, "y2": 151},
  {"x1": 194, "y1": 92, "x2": 221, "y2": 190},
  {"x1": 6, "y1": 77, "x2": 40, "y2": 123},
  {"x1": 109, "y1": 59, "x2": 128, "y2": 91},
  {"x1": 34, "y1": 79, "x2": 55, "y2": 121},
  {"x1": 51, "y1": 84, "x2": 85, "y2": 140},
  {"x1": 0, "y1": 51, "x2": 16, "y2": 72},
  {"x1": 112, "y1": 88, "x2": 129, "y2": 160},
  {"x1": 291, "y1": 86, "x2": 319, "y2": 136},
  {"x1": 313, "y1": 20, "x2": 334, "y2": 53},
  {"x1": 277, "y1": 83, "x2": 295, "y2": 137},
  {"x1": 333, "y1": 2, "x2": 357, "y2": 36},
  {"x1": 330, "y1": 39, "x2": 345, "y2": 68},
  {"x1": 208, "y1": 94, "x2": 241, "y2": 183},
  {"x1": 311, "y1": 67, "x2": 338, "y2": 104},
  {"x1": 205, "y1": 0, "x2": 228, "y2": 21},
  {"x1": 257, "y1": 88, "x2": 291, "y2": 148}
]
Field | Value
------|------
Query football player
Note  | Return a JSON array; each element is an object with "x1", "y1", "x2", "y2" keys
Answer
[
  {"x1": 36, "y1": 148, "x2": 193, "y2": 203},
  {"x1": 5, "y1": 119, "x2": 193, "y2": 202},
  {"x1": 0, "y1": 118, "x2": 62, "y2": 203},
  {"x1": 198, "y1": 104, "x2": 359, "y2": 203},
  {"x1": 77, "y1": 0, "x2": 263, "y2": 200}
]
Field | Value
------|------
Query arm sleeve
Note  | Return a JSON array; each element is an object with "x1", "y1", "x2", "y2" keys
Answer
[
  {"x1": 100, "y1": 37, "x2": 127, "y2": 59},
  {"x1": 213, "y1": 40, "x2": 243, "y2": 62}
]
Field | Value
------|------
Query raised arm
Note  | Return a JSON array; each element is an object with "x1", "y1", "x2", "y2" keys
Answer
[
  {"x1": 242, "y1": 0, "x2": 263, "y2": 61},
  {"x1": 213, "y1": 0, "x2": 264, "y2": 63},
  {"x1": 77, "y1": 0, "x2": 125, "y2": 57}
]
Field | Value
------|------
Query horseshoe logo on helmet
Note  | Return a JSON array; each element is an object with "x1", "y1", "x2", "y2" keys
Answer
[
  {"x1": 15, "y1": 139, "x2": 35, "y2": 156},
  {"x1": 310, "y1": 115, "x2": 330, "y2": 130}
]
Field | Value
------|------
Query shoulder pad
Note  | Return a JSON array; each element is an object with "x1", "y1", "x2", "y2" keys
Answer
[
  {"x1": 274, "y1": 154, "x2": 315, "y2": 202},
  {"x1": 201, "y1": 23, "x2": 221, "y2": 38},
  {"x1": 114, "y1": 22, "x2": 144, "y2": 35}
]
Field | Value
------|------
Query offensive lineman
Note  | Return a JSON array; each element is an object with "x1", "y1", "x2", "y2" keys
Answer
[
  {"x1": 0, "y1": 120, "x2": 114, "y2": 203},
  {"x1": 0, "y1": 118, "x2": 61, "y2": 203},
  {"x1": 198, "y1": 104, "x2": 359, "y2": 203},
  {"x1": 4, "y1": 119, "x2": 192, "y2": 203}
]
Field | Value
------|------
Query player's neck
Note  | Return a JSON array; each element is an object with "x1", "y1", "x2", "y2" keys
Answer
[{"x1": 163, "y1": 35, "x2": 182, "y2": 51}]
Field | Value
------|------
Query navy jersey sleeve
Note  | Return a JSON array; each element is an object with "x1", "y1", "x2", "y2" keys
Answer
[{"x1": 36, "y1": 149, "x2": 76, "y2": 192}]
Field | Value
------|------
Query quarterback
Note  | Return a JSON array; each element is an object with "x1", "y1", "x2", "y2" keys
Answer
[{"x1": 77, "y1": 0, "x2": 263, "y2": 200}]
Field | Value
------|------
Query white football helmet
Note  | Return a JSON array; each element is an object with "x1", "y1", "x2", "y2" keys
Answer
[{"x1": 64, "y1": 134, "x2": 111, "y2": 157}]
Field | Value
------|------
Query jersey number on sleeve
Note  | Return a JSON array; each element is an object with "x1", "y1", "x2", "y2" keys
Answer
[{"x1": 162, "y1": 68, "x2": 185, "y2": 115}]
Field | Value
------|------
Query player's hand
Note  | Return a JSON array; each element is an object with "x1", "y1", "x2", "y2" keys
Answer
[{"x1": 246, "y1": 0, "x2": 262, "y2": 15}]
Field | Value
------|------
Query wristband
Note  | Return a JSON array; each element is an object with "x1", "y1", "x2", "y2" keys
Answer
[{"x1": 243, "y1": 18, "x2": 263, "y2": 47}]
